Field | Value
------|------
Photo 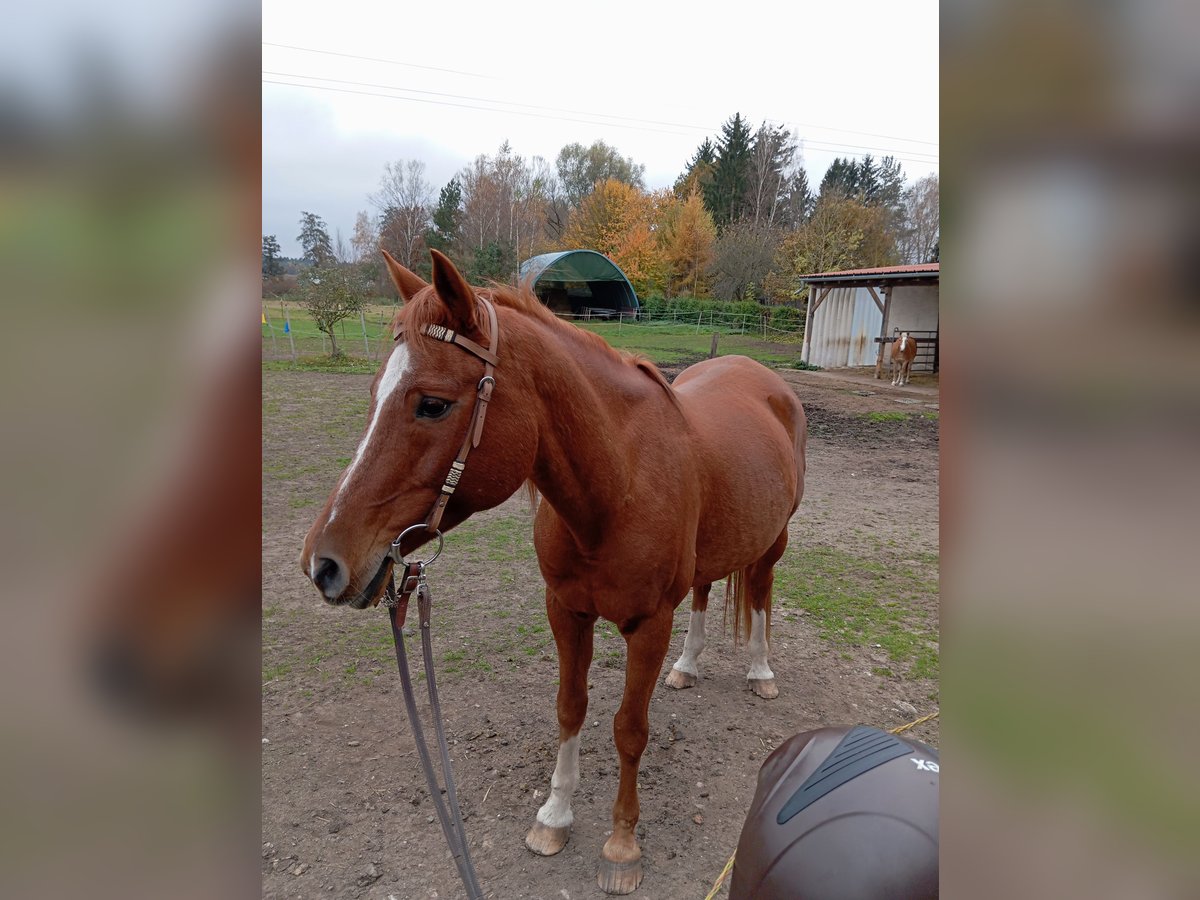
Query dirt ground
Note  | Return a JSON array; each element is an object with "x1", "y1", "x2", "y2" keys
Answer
[{"x1": 262, "y1": 363, "x2": 939, "y2": 900}]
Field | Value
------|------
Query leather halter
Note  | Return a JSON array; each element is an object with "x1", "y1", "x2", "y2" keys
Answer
[{"x1": 368, "y1": 294, "x2": 500, "y2": 607}]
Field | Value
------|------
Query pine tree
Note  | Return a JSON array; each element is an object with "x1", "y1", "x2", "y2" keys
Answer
[
  {"x1": 425, "y1": 177, "x2": 463, "y2": 254},
  {"x1": 297, "y1": 212, "x2": 335, "y2": 268},
  {"x1": 819, "y1": 157, "x2": 858, "y2": 202},
  {"x1": 705, "y1": 114, "x2": 754, "y2": 229},
  {"x1": 262, "y1": 234, "x2": 282, "y2": 277},
  {"x1": 674, "y1": 138, "x2": 716, "y2": 200},
  {"x1": 856, "y1": 155, "x2": 881, "y2": 204}
]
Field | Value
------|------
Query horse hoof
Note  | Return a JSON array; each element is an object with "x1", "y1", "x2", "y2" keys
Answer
[
  {"x1": 664, "y1": 668, "x2": 696, "y2": 690},
  {"x1": 597, "y1": 856, "x2": 644, "y2": 895},
  {"x1": 525, "y1": 822, "x2": 570, "y2": 857},
  {"x1": 749, "y1": 677, "x2": 779, "y2": 700}
]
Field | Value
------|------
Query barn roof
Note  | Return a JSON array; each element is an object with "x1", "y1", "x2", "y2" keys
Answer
[{"x1": 799, "y1": 263, "x2": 940, "y2": 284}]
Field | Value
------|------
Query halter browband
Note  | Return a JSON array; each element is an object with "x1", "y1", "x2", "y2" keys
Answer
[{"x1": 391, "y1": 295, "x2": 500, "y2": 536}]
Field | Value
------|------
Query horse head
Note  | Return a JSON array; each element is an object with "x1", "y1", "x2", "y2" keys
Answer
[{"x1": 301, "y1": 250, "x2": 536, "y2": 608}]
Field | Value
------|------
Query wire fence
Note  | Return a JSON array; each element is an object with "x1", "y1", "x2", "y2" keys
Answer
[
  {"x1": 560, "y1": 307, "x2": 803, "y2": 340},
  {"x1": 261, "y1": 299, "x2": 804, "y2": 363}
]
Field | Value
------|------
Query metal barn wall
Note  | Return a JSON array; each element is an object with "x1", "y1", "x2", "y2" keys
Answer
[
  {"x1": 889, "y1": 285, "x2": 939, "y2": 334},
  {"x1": 806, "y1": 287, "x2": 883, "y2": 368}
]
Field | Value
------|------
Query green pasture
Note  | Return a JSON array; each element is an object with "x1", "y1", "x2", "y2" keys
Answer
[{"x1": 262, "y1": 299, "x2": 804, "y2": 370}]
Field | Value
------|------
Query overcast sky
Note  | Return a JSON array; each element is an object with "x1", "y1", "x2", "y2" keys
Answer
[{"x1": 263, "y1": 0, "x2": 939, "y2": 258}]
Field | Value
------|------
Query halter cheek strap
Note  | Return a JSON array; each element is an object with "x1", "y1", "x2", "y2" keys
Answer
[{"x1": 390, "y1": 296, "x2": 500, "y2": 535}]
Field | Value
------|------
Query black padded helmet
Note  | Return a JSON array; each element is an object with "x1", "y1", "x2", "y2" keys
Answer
[{"x1": 729, "y1": 725, "x2": 939, "y2": 899}]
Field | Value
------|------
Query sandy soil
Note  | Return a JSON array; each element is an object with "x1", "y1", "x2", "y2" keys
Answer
[{"x1": 262, "y1": 364, "x2": 939, "y2": 900}]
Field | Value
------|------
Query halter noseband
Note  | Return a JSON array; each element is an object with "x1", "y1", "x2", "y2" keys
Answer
[{"x1": 372, "y1": 295, "x2": 499, "y2": 603}]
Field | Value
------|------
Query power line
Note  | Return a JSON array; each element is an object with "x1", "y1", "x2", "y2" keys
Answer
[
  {"x1": 263, "y1": 41, "x2": 938, "y2": 152},
  {"x1": 263, "y1": 74, "x2": 939, "y2": 166},
  {"x1": 262, "y1": 79, "x2": 696, "y2": 138},
  {"x1": 262, "y1": 70, "x2": 704, "y2": 134},
  {"x1": 262, "y1": 41, "x2": 492, "y2": 80}
]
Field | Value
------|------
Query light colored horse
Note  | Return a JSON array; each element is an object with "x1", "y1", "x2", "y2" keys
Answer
[
  {"x1": 301, "y1": 250, "x2": 806, "y2": 894},
  {"x1": 890, "y1": 331, "x2": 919, "y2": 386}
]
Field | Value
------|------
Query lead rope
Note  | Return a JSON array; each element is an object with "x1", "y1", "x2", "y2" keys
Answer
[
  {"x1": 387, "y1": 570, "x2": 484, "y2": 899},
  {"x1": 381, "y1": 296, "x2": 499, "y2": 899}
]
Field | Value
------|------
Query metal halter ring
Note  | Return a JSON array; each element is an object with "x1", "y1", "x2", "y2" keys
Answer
[
  {"x1": 477, "y1": 375, "x2": 495, "y2": 392},
  {"x1": 390, "y1": 523, "x2": 445, "y2": 567}
]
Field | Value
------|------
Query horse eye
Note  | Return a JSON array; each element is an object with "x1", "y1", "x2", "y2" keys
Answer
[{"x1": 416, "y1": 397, "x2": 452, "y2": 419}]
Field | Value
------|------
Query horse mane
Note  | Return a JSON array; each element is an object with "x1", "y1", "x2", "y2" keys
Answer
[{"x1": 403, "y1": 280, "x2": 681, "y2": 409}]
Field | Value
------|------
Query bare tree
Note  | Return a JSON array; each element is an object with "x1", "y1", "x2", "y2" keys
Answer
[
  {"x1": 372, "y1": 160, "x2": 433, "y2": 270},
  {"x1": 350, "y1": 210, "x2": 378, "y2": 265},
  {"x1": 746, "y1": 124, "x2": 800, "y2": 229},
  {"x1": 899, "y1": 174, "x2": 940, "y2": 264}
]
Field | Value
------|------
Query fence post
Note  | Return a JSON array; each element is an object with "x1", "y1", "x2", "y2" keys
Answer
[
  {"x1": 360, "y1": 309, "x2": 370, "y2": 358},
  {"x1": 282, "y1": 302, "x2": 296, "y2": 360},
  {"x1": 709, "y1": 331, "x2": 720, "y2": 359},
  {"x1": 695, "y1": 311, "x2": 703, "y2": 334},
  {"x1": 263, "y1": 304, "x2": 278, "y2": 354}
]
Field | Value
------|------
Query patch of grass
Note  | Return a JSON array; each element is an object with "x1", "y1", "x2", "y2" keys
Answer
[
  {"x1": 343, "y1": 661, "x2": 358, "y2": 676},
  {"x1": 863, "y1": 411, "x2": 909, "y2": 423},
  {"x1": 774, "y1": 544, "x2": 939, "y2": 680},
  {"x1": 576, "y1": 322, "x2": 801, "y2": 367},
  {"x1": 288, "y1": 496, "x2": 316, "y2": 508},
  {"x1": 262, "y1": 661, "x2": 291, "y2": 683},
  {"x1": 872, "y1": 666, "x2": 895, "y2": 678},
  {"x1": 263, "y1": 604, "x2": 280, "y2": 619}
]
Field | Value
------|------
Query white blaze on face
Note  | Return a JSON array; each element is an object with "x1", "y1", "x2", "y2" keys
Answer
[
  {"x1": 328, "y1": 343, "x2": 411, "y2": 524},
  {"x1": 536, "y1": 734, "x2": 580, "y2": 829},
  {"x1": 747, "y1": 609, "x2": 774, "y2": 680},
  {"x1": 900, "y1": 332, "x2": 909, "y2": 352}
]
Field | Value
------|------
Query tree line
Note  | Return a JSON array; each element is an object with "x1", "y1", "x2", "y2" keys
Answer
[{"x1": 264, "y1": 115, "x2": 939, "y2": 345}]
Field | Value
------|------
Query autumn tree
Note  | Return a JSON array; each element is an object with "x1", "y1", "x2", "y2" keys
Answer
[
  {"x1": 262, "y1": 234, "x2": 282, "y2": 277},
  {"x1": 658, "y1": 191, "x2": 717, "y2": 297},
  {"x1": 372, "y1": 159, "x2": 433, "y2": 272},
  {"x1": 561, "y1": 179, "x2": 666, "y2": 296},
  {"x1": 773, "y1": 197, "x2": 900, "y2": 301},
  {"x1": 297, "y1": 211, "x2": 335, "y2": 268}
]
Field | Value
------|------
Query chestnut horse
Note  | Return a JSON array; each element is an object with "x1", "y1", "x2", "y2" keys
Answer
[
  {"x1": 301, "y1": 250, "x2": 806, "y2": 894},
  {"x1": 890, "y1": 331, "x2": 919, "y2": 386}
]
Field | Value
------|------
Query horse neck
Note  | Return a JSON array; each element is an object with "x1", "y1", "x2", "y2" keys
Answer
[{"x1": 505, "y1": 311, "x2": 675, "y2": 547}]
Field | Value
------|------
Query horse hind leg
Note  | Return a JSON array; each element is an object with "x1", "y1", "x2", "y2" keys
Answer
[
  {"x1": 526, "y1": 592, "x2": 595, "y2": 858},
  {"x1": 744, "y1": 529, "x2": 789, "y2": 700},
  {"x1": 665, "y1": 583, "x2": 710, "y2": 690}
]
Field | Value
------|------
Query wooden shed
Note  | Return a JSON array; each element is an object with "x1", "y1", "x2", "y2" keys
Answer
[{"x1": 799, "y1": 264, "x2": 940, "y2": 374}]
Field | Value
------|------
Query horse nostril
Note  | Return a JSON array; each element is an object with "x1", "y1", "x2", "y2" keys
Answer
[{"x1": 312, "y1": 556, "x2": 344, "y2": 598}]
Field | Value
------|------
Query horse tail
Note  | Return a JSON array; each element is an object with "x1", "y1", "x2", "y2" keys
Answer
[
  {"x1": 524, "y1": 480, "x2": 540, "y2": 516},
  {"x1": 723, "y1": 567, "x2": 754, "y2": 646}
]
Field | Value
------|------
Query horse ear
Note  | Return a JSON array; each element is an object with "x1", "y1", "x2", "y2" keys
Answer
[
  {"x1": 381, "y1": 249, "x2": 428, "y2": 303},
  {"x1": 429, "y1": 249, "x2": 479, "y2": 334}
]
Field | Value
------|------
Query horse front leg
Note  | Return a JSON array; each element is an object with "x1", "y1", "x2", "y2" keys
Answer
[
  {"x1": 664, "y1": 583, "x2": 710, "y2": 689},
  {"x1": 599, "y1": 605, "x2": 673, "y2": 895},
  {"x1": 526, "y1": 591, "x2": 595, "y2": 857}
]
